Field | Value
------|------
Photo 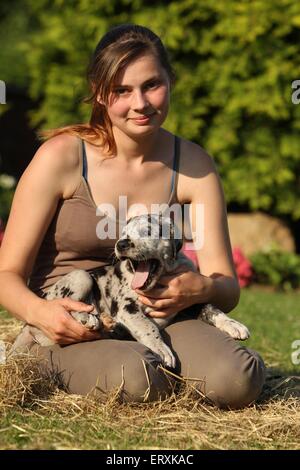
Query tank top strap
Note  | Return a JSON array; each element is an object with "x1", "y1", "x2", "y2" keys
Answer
[
  {"x1": 168, "y1": 135, "x2": 181, "y2": 204},
  {"x1": 82, "y1": 139, "x2": 88, "y2": 181}
]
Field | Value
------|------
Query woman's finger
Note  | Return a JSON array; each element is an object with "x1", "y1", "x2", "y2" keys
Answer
[
  {"x1": 138, "y1": 296, "x2": 174, "y2": 309},
  {"x1": 59, "y1": 298, "x2": 94, "y2": 312},
  {"x1": 155, "y1": 272, "x2": 184, "y2": 286},
  {"x1": 135, "y1": 286, "x2": 170, "y2": 298},
  {"x1": 147, "y1": 309, "x2": 175, "y2": 318}
]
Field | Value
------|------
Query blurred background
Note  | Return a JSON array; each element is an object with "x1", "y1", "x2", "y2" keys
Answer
[{"x1": 1, "y1": 0, "x2": 300, "y2": 290}]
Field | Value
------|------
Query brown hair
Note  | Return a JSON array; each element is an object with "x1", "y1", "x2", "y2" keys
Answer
[{"x1": 39, "y1": 24, "x2": 176, "y2": 155}]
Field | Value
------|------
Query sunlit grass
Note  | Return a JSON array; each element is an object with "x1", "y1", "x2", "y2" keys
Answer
[{"x1": 0, "y1": 289, "x2": 299, "y2": 450}]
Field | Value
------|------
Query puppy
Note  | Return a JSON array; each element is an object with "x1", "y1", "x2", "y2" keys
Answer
[{"x1": 11, "y1": 214, "x2": 250, "y2": 368}]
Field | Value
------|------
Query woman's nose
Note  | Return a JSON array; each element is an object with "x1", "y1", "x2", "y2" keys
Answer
[{"x1": 131, "y1": 89, "x2": 148, "y2": 110}]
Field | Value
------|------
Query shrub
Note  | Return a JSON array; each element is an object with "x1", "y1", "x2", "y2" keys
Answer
[
  {"x1": 232, "y1": 247, "x2": 253, "y2": 288},
  {"x1": 250, "y1": 249, "x2": 300, "y2": 291},
  {"x1": 0, "y1": 174, "x2": 15, "y2": 246},
  {"x1": 0, "y1": 174, "x2": 15, "y2": 221},
  {"x1": 13, "y1": 0, "x2": 300, "y2": 222}
]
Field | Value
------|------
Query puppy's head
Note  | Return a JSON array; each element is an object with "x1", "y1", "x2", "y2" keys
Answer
[{"x1": 115, "y1": 213, "x2": 182, "y2": 291}]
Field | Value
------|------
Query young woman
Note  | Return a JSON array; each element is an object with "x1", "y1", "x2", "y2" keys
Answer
[{"x1": 0, "y1": 24, "x2": 265, "y2": 408}]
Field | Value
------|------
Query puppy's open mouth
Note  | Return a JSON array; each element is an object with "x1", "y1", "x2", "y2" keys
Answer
[{"x1": 128, "y1": 259, "x2": 161, "y2": 290}]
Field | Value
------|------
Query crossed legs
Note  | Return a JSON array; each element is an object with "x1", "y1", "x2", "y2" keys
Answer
[{"x1": 31, "y1": 312, "x2": 266, "y2": 409}]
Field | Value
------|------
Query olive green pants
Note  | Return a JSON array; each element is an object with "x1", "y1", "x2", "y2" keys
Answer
[{"x1": 31, "y1": 308, "x2": 266, "y2": 409}]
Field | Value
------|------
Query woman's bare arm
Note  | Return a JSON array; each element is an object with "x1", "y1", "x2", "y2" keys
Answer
[
  {"x1": 0, "y1": 135, "x2": 100, "y2": 343},
  {"x1": 179, "y1": 140, "x2": 240, "y2": 312}
]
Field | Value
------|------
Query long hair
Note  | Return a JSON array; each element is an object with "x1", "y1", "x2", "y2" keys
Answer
[{"x1": 39, "y1": 24, "x2": 176, "y2": 155}]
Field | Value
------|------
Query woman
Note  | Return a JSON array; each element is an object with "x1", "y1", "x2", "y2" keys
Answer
[{"x1": 0, "y1": 24, "x2": 265, "y2": 408}]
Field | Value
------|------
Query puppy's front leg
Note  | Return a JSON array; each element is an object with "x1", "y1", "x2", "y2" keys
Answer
[
  {"x1": 199, "y1": 304, "x2": 250, "y2": 340},
  {"x1": 117, "y1": 304, "x2": 176, "y2": 368},
  {"x1": 143, "y1": 306, "x2": 177, "y2": 330}
]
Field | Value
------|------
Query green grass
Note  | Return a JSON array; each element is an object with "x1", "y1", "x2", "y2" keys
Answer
[
  {"x1": 232, "y1": 288, "x2": 300, "y2": 372},
  {"x1": 0, "y1": 288, "x2": 299, "y2": 450}
]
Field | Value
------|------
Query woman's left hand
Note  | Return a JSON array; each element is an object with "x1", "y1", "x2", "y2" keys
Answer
[{"x1": 134, "y1": 265, "x2": 213, "y2": 319}]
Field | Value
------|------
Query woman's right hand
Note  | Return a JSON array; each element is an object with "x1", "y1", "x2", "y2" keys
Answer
[{"x1": 32, "y1": 297, "x2": 102, "y2": 345}]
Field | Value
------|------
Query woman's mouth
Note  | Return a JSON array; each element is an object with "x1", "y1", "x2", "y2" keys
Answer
[{"x1": 131, "y1": 114, "x2": 155, "y2": 125}]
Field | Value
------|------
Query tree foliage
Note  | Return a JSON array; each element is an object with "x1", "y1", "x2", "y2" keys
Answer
[
  {"x1": 2, "y1": 0, "x2": 300, "y2": 219},
  {"x1": 0, "y1": 0, "x2": 34, "y2": 89}
]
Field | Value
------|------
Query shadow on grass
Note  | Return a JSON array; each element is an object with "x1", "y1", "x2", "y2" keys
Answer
[{"x1": 257, "y1": 367, "x2": 300, "y2": 404}]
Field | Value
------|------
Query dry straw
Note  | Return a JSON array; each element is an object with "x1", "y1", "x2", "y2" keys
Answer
[{"x1": 0, "y1": 317, "x2": 299, "y2": 450}]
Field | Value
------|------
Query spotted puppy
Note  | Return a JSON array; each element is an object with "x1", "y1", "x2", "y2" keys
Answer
[{"x1": 11, "y1": 214, "x2": 250, "y2": 367}]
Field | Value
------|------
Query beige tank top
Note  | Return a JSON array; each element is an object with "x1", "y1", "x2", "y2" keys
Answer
[{"x1": 28, "y1": 136, "x2": 181, "y2": 294}]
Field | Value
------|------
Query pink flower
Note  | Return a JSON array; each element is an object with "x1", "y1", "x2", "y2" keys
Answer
[
  {"x1": 182, "y1": 244, "x2": 252, "y2": 287},
  {"x1": 182, "y1": 243, "x2": 199, "y2": 269},
  {"x1": 233, "y1": 247, "x2": 253, "y2": 287},
  {"x1": 181, "y1": 244, "x2": 253, "y2": 288}
]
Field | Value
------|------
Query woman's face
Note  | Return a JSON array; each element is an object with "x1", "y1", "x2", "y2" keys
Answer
[{"x1": 103, "y1": 53, "x2": 170, "y2": 139}]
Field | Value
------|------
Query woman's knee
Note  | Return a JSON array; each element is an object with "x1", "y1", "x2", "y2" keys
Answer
[
  {"x1": 166, "y1": 319, "x2": 266, "y2": 410},
  {"x1": 31, "y1": 340, "x2": 174, "y2": 403},
  {"x1": 203, "y1": 349, "x2": 266, "y2": 409},
  {"x1": 121, "y1": 348, "x2": 175, "y2": 403}
]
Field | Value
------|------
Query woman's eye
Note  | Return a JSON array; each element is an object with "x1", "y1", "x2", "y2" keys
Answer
[
  {"x1": 115, "y1": 88, "x2": 129, "y2": 95},
  {"x1": 114, "y1": 81, "x2": 161, "y2": 96},
  {"x1": 145, "y1": 81, "x2": 160, "y2": 90}
]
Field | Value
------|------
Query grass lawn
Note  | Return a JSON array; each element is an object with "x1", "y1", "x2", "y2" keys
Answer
[
  {"x1": 0, "y1": 288, "x2": 299, "y2": 450},
  {"x1": 232, "y1": 287, "x2": 300, "y2": 373}
]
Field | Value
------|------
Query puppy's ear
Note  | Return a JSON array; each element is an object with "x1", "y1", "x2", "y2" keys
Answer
[
  {"x1": 126, "y1": 215, "x2": 139, "y2": 226},
  {"x1": 172, "y1": 238, "x2": 183, "y2": 259},
  {"x1": 175, "y1": 238, "x2": 183, "y2": 254},
  {"x1": 126, "y1": 214, "x2": 141, "y2": 224},
  {"x1": 171, "y1": 216, "x2": 182, "y2": 251}
]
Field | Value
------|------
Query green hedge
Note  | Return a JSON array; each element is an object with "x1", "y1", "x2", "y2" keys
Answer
[
  {"x1": 1, "y1": 0, "x2": 300, "y2": 221},
  {"x1": 0, "y1": 174, "x2": 15, "y2": 221},
  {"x1": 250, "y1": 249, "x2": 300, "y2": 291}
]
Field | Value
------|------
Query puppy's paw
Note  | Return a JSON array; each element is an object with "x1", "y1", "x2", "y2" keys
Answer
[
  {"x1": 99, "y1": 311, "x2": 117, "y2": 333},
  {"x1": 216, "y1": 317, "x2": 250, "y2": 340},
  {"x1": 154, "y1": 343, "x2": 176, "y2": 369},
  {"x1": 71, "y1": 311, "x2": 101, "y2": 330}
]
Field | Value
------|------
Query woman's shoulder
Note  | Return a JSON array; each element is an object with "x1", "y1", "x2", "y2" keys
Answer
[
  {"x1": 163, "y1": 129, "x2": 214, "y2": 170},
  {"x1": 35, "y1": 133, "x2": 81, "y2": 170},
  {"x1": 180, "y1": 137, "x2": 216, "y2": 177},
  {"x1": 26, "y1": 133, "x2": 82, "y2": 199},
  {"x1": 174, "y1": 135, "x2": 220, "y2": 204}
]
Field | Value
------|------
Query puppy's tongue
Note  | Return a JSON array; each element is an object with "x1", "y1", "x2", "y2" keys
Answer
[{"x1": 131, "y1": 261, "x2": 151, "y2": 289}]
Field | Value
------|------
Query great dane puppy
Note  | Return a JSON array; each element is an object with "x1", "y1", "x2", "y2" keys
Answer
[{"x1": 11, "y1": 214, "x2": 250, "y2": 367}]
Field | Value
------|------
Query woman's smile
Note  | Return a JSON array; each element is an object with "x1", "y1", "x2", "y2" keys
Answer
[
  {"x1": 130, "y1": 113, "x2": 156, "y2": 125},
  {"x1": 106, "y1": 54, "x2": 170, "y2": 136}
]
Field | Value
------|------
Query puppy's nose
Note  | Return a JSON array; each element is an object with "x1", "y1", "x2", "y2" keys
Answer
[{"x1": 116, "y1": 238, "x2": 133, "y2": 251}]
